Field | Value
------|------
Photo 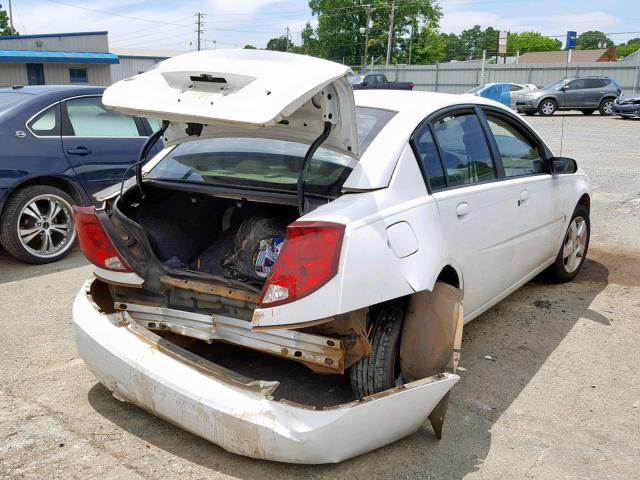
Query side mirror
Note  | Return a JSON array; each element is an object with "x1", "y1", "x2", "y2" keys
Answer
[{"x1": 550, "y1": 156, "x2": 578, "y2": 174}]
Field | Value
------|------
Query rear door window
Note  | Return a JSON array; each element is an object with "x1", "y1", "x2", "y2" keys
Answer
[
  {"x1": 64, "y1": 96, "x2": 142, "y2": 137},
  {"x1": 413, "y1": 126, "x2": 446, "y2": 191},
  {"x1": 431, "y1": 111, "x2": 496, "y2": 187}
]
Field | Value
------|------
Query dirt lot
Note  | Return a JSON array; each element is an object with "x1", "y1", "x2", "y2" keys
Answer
[{"x1": 1, "y1": 114, "x2": 639, "y2": 479}]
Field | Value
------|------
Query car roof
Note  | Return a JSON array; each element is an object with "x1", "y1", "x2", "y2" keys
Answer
[{"x1": 0, "y1": 85, "x2": 105, "y2": 96}]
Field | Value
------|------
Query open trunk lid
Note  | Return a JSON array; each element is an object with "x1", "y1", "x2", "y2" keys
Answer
[{"x1": 102, "y1": 49, "x2": 359, "y2": 158}]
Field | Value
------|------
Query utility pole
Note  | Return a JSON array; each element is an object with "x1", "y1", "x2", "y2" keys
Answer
[
  {"x1": 285, "y1": 25, "x2": 290, "y2": 52},
  {"x1": 196, "y1": 12, "x2": 205, "y2": 51},
  {"x1": 408, "y1": 22, "x2": 414, "y2": 65},
  {"x1": 385, "y1": 1, "x2": 396, "y2": 66},
  {"x1": 363, "y1": 5, "x2": 372, "y2": 72},
  {"x1": 5, "y1": 0, "x2": 13, "y2": 32}
]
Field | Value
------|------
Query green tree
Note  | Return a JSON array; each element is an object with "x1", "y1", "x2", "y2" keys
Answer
[
  {"x1": 1, "y1": 8, "x2": 18, "y2": 36},
  {"x1": 507, "y1": 31, "x2": 561, "y2": 55},
  {"x1": 577, "y1": 30, "x2": 614, "y2": 49},
  {"x1": 411, "y1": 26, "x2": 446, "y2": 64},
  {"x1": 456, "y1": 25, "x2": 499, "y2": 60},
  {"x1": 243, "y1": 44, "x2": 257, "y2": 49},
  {"x1": 303, "y1": 0, "x2": 441, "y2": 65},
  {"x1": 617, "y1": 38, "x2": 640, "y2": 58},
  {"x1": 266, "y1": 35, "x2": 293, "y2": 52}
]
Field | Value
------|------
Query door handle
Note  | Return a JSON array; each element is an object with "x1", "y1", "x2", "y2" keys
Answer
[
  {"x1": 66, "y1": 147, "x2": 92, "y2": 156},
  {"x1": 456, "y1": 202, "x2": 470, "y2": 217},
  {"x1": 518, "y1": 190, "x2": 529, "y2": 206}
]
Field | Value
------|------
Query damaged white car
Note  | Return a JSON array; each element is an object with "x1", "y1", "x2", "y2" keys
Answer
[{"x1": 71, "y1": 49, "x2": 591, "y2": 464}]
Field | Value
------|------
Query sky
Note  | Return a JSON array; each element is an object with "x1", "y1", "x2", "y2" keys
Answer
[{"x1": 4, "y1": 0, "x2": 640, "y2": 52}]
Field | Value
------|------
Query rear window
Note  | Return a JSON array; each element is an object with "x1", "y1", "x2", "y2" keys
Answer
[
  {"x1": 0, "y1": 92, "x2": 31, "y2": 111},
  {"x1": 147, "y1": 107, "x2": 395, "y2": 197}
]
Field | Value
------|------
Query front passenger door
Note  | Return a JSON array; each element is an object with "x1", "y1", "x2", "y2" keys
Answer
[
  {"x1": 563, "y1": 79, "x2": 585, "y2": 107},
  {"x1": 61, "y1": 96, "x2": 148, "y2": 200}
]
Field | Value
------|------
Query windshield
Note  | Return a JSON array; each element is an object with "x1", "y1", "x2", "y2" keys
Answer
[
  {"x1": 541, "y1": 79, "x2": 566, "y2": 90},
  {"x1": 147, "y1": 107, "x2": 396, "y2": 197},
  {"x1": 0, "y1": 92, "x2": 31, "y2": 111},
  {"x1": 348, "y1": 76, "x2": 364, "y2": 85}
]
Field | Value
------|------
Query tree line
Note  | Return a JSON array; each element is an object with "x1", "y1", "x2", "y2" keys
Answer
[{"x1": 245, "y1": 1, "x2": 638, "y2": 65}]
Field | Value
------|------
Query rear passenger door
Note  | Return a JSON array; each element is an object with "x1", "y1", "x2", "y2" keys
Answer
[
  {"x1": 584, "y1": 78, "x2": 607, "y2": 107},
  {"x1": 413, "y1": 108, "x2": 523, "y2": 316},
  {"x1": 61, "y1": 95, "x2": 149, "y2": 199}
]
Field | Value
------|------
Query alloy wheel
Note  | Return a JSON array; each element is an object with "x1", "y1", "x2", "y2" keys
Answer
[
  {"x1": 17, "y1": 194, "x2": 75, "y2": 259},
  {"x1": 541, "y1": 101, "x2": 555, "y2": 115},
  {"x1": 562, "y1": 216, "x2": 587, "y2": 273},
  {"x1": 602, "y1": 100, "x2": 614, "y2": 115}
]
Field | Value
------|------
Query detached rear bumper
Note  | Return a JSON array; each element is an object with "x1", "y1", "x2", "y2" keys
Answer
[{"x1": 72, "y1": 281, "x2": 459, "y2": 464}]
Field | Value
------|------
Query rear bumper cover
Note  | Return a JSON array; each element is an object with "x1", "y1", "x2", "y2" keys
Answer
[{"x1": 72, "y1": 281, "x2": 459, "y2": 464}]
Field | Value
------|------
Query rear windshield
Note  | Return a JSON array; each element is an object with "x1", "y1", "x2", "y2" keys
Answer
[
  {"x1": 0, "y1": 92, "x2": 31, "y2": 111},
  {"x1": 147, "y1": 107, "x2": 396, "y2": 197}
]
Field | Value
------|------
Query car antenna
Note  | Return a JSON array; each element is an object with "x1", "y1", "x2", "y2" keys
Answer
[
  {"x1": 119, "y1": 120, "x2": 170, "y2": 200},
  {"x1": 297, "y1": 121, "x2": 332, "y2": 216}
]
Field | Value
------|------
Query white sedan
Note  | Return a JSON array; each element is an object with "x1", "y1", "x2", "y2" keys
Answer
[{"x1": 71, "y1": 50, "x2": 590, "y2": 464}]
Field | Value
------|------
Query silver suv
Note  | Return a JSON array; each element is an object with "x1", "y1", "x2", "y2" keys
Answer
[{"x1": 516, "y1": 76, "x2": 622, "y2": 116}]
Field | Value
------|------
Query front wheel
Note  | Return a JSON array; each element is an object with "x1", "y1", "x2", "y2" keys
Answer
[
  {"x1": 0, "y1": 185, "x2": 76, "y2": 264},
  {"x1": 547, "y1": 205, "x2": 590, "y2": 282},
  {"x1": 599, "y1": 98, "x2": 614, "y2": 116},
  {"x1": 538, "y1": 99, "x2": 557, "y2": 116}
]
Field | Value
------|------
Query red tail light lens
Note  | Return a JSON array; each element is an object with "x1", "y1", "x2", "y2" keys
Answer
[
  {"x1": 258, "y1": 221, "x2": 345, "y2": 308},
  {"x1": 73, "y1": 206, "x2": 132, "y2": 272}
]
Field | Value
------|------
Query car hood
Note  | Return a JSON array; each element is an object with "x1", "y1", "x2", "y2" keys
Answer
[{"x1": 102, "y1": 49, "x2": 359, "y2": 159}]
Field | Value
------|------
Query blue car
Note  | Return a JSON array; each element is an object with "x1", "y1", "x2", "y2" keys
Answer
[{"x1": 0, "y1": 85, "x2": 159, "y2": 263}]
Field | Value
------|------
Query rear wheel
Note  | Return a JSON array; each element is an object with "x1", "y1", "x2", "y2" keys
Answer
[
  {"x1": 350, "y1": 302, "x2": 405, "y2": 399},
  {"x1": 0, "y1": 185, "x2": 76, "y2": 264},
  {"x1": 538, "y1": 99, "x2": 556, "y2": 116},
  {"x1": 599, "y1": 98, "x2": 614, "y2": 116},
  {"x1": 547, "y1": 204, "x2": 590, "y2": 282},
  {"x1": 581, "y1": 109, "x2": 595, "y2": 115}
]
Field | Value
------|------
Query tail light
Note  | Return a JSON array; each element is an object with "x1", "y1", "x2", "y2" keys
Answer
[
  {"x1": 258, "y1": 221, "x2": 345, "y2": 308},
  {"x1": 409, "y1": 82, "x2": 415, "y2": 90},
  {"x1": 73, "y1": 206, "x2": 132, "y2": 272}
]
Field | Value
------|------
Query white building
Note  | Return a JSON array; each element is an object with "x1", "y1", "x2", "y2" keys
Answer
[{"x1": 110, "y1": 48, "x2": 180, "y2": 83}]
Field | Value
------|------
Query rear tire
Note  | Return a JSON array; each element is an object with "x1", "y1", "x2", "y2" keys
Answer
[
  {"x1": 599, "y1": 98, "x2": 614, "y2": 116},
  {"x1": 350, "y1": 302, "x2": 405, "y2": 399},
  {"x1": 0, "y1": 185, "x2": 76, "y2": 264},
  {"x1": 547, "y1": 204, "x2": 590, "y2": 283},
  {"x1": 538, "y1": 99, "x2": 557, "y2": 116},
  {"x1": 580, "y1": 109, "x2": 595, "y2": 115}
]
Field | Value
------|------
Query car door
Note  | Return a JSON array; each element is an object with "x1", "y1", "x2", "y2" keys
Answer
[
  {"x1": 481, "y1": 108, "x2": 564, "y2": 279},
  {"x1": 61, "y1": 95, "x2": 149, "y2": 200},
  {"x1": 563, "y1": 79, "x2": 586, "y2": 107},
  {"x1": 416, "y1": 107, "x2": 523, "y2": 316},
  {"x1": 583, "y1": 78, "x2": 605, "y2": 107}
]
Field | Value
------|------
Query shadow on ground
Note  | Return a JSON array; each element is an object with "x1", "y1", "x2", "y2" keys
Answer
[
  {"x1": 87, "y1": 258, "x2": 609, "y2": 479},
  {"x1": 0, "y1": 247, "x2": 88, "y2": 284}
]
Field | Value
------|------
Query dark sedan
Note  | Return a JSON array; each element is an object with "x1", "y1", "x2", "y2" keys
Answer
[
  {"x1": 613, "y1": 94, "x2": 640, "y2": 118},
  {"x1": 0, "y1": 85, "x2": 159, "y2": 263}
]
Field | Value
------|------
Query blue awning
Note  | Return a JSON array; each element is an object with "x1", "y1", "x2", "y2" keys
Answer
[{"x1": 0, "y1": 50, "x2": 119, "y2": 64}]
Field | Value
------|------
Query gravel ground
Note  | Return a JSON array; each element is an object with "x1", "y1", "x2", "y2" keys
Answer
[{"x1": 1, "y1": 114, "x2": 639, "y2": 479}]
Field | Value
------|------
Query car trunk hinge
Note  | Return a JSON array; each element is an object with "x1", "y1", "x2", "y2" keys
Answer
[{"x1": 297, "y1": 121, "x2": 332, "y2": 216}]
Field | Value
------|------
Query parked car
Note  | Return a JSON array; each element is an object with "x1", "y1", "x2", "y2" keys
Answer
[
  {"x1": 516, "y1": 76, "x2": 622, "y2": 116},
  {"x1": 349, "y1": 73, "x2": 415, "y2": 90},
  {"x1": 0, "y1": 85, "x2": 159, "y2": 264},
  {"x1": 72, "y1": 50, "x2": 590, "y2": 464},
  {"x1": 613, "y1": 93, "x2": 640, "y2": 118},
  {"x1": 467, "y1": 82, "x2": 536, "y2": 109}
]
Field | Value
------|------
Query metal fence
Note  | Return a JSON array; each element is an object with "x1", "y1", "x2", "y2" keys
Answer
[{"x1": 361, "y1": 62, "x2": 640, "y2": 94}]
